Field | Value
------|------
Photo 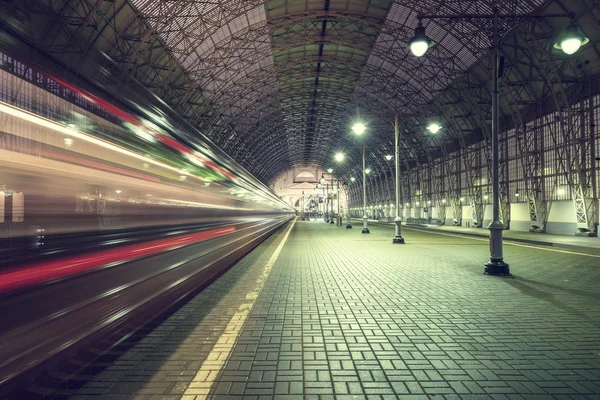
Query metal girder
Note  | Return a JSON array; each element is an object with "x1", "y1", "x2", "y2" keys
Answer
[{"x1": 519, "y1": 15, "x2": 596, "y2": 233}]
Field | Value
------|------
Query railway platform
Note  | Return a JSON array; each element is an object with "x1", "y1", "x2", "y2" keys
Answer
[{"x1": 59, "y1": 218, "x2": 600, "y2": 400}]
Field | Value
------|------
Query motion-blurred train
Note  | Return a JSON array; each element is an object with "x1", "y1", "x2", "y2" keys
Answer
[
  {"x1": 0, "y1": 22, "x2": 293, "y2": 397},
  {"x1": 0, "y1": 38, "x2": 292, "y2": 262}
]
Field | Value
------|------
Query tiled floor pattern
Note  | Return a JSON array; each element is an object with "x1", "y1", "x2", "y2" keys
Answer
[{"x1": 63, "y1": 219, "x2": 600, "y2": 400}]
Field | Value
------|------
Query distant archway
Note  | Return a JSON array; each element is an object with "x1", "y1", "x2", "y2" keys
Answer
[
  {"x1": 272, "y1": 166, "x2": 347, "y2": 215},
  {"x1": 294, "y1": 168, "x2": 318, "y2": 183},
  {"x1": 295, "y1": 171, "x2": 315, "y2": 181}
]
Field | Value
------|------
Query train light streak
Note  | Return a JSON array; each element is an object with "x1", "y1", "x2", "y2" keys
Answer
[{"x1": 0, "y1": 226, "x2": 237, "y2": 293}]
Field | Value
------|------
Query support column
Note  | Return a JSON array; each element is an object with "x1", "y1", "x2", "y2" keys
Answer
[
  {"x1": 393, "y1": 113, "x2": 405, "y2": 243},
  {"x1": 485, "y1": 9, "x2": 510, "y2": 275},
  {"x1": 362, "y1": 145, "x2": 370, "y2": 234}
]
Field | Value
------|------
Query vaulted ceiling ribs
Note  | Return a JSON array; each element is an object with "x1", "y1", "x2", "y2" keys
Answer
[{"x1": 3, "y1": 0, "x2": 599, "y2": 185}]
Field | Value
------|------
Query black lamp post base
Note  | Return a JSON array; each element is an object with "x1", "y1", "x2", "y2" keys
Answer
[
  {"x1": 330, "y1": 220, "x2": 334, "y2": 224},
  {"x1": 392, "y1": 236, "x2": 405, "y2": 244},
  {"x1": 484, "y1": 260, "x2": 511, "y2": 276},
  {"x1": 346, "y1": 224, "x2": 352, "y2": 229},
  {"x1": 361, "y1": 228, "x2": 370, "y2": 234}
]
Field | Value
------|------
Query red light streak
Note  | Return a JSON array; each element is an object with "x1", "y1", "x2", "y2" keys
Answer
[
  {"x1": 0, "y1": 226, "x2": 236, "y2": 293},
  {"x1": 158, "y1": 135, "x2": 192, "y2": 155}
]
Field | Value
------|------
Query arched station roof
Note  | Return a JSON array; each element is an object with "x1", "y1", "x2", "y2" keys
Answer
[{"x1": 2, "y1": 0, "x2": 600, "y2": 186}]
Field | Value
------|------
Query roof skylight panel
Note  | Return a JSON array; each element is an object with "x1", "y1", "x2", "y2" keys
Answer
[
  {"x1": 258, "y1": 55, "x2": 274, "y2": 68},
  {"x1": 247, "y1": 5, "x2": 267, "y2": 24}
]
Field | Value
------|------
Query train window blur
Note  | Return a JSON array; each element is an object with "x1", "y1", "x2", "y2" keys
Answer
[
  {"x1": 0, "y1": 192, "x2": 4, "y2": 222},
  {"x1": 12, "y1": 192, "x2": 24, "y2": 222}
]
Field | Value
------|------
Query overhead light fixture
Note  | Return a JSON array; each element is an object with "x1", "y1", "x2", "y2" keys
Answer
[
  {"x1": 385, "y1": 155, "x2": 393, "y2": 161},
  {"x1": 320, "y1": 174, "x2": 325, "y2": 184},
  {"x1": 352, "y1": 122, "x2": 366, "y2": 135},
  {"x1": 427, "y1": 123, "x2": 441, "y2": 134},
  {"x1": 365, "y1": 168, "x2": 371, "y2": 174},
  {"x1": 350, "y1": 177, "x2": 356, "y2": 182},
  {"x1": 554, "y1": 23, "x2": 589, "y2": 55},
  {"x1": 334, "y1": 152, "x2": 345, "y2": 162},
  {"x1": 409, "y1": 22, "x2": 434, "y2": 57},
  {"x1": 327, "y1": 168, "x2": 333, "y2": 173}
]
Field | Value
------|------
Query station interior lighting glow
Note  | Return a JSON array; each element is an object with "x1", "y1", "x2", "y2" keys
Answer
[
  {"x1": 409, "y1": 23, "x2": 434, "y2": 57},
  {"x1": 327, "y1": 168, "x2": 333, "y2": 173},
  {"x1": 352, "y1": 122, "x2": 366, "y2": 135},
  {"x1": 411, "y1": 19, "x2": 588, "y2": 58},
  {"x1": 334, "y1": 152, "x2": 345, "y2": 162},
  {"x1": 365, "y1": 168, "x2": 371, "y2": 174},
  {"x1": 385, "y1": 155, "x2": 393, "y2": 161},
  {"x1": 554, "y1": 24, "x2": 590, "y2": 55},
  {"x1": 427, "y1": 123, "x2": 441, "y2": 134}
]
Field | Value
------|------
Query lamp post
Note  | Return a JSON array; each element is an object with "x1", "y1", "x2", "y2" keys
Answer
[
  {"x1": 301, "y1": 190, "x2": 305, "y2": 220},
  {"x1": 350, "y1": 121, "x2": 370, "y2": 233},
  {"x1": 325, "y1": 182, "x2": 330, "y2": 223},
  {"x1": 326, "y1": 168, "x2": 335, "y2": 224},
  {"x1": 323, "y1": 184, "x2": 327, "y2": 222},
  {"x1": 319, "y1": 174, "x2": 328, "y2": 222},
  {"x1": 315, "y1": 184, "x2": 321, "y2": 219},
  {"x1": 347, "y1": 177, "x2": 355, "y2": 228},
  {"x1": 361, "y1": 145, "x2": 370, "y2": 234},
  {"x1": 329, "y1": 174, "x2": 335, "y2": 224},
  {"x1": 409, "y1": 8, "x2": 587, "y2": 275},
  {"x1": 393, "y1": 113, "x2": 405, "y2": 244},
  {"x1": 337, "y1": 181, "x2": 341, "y2": 226},
  {"x1": 334, "y1": 152, "x2": 353, "y2": 229}
]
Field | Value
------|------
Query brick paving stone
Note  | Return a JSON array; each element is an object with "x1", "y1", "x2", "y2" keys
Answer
[{"x1": 63, "y1": 221, "x2": 600, "y2": 400}]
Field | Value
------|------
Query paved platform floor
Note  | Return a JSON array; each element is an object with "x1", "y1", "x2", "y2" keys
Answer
[{"x1": 62, "y1": 218, "x2": 600, "y2": 400}]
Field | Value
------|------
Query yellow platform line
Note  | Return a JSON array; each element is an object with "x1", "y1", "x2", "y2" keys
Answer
[{"x1": 182, "y1": 217, "x2": 296, "y2": 399}]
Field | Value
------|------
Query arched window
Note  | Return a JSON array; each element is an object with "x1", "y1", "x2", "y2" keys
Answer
[{"x1": 295, "y1": 171, "x2": 315, "y2": 181}]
